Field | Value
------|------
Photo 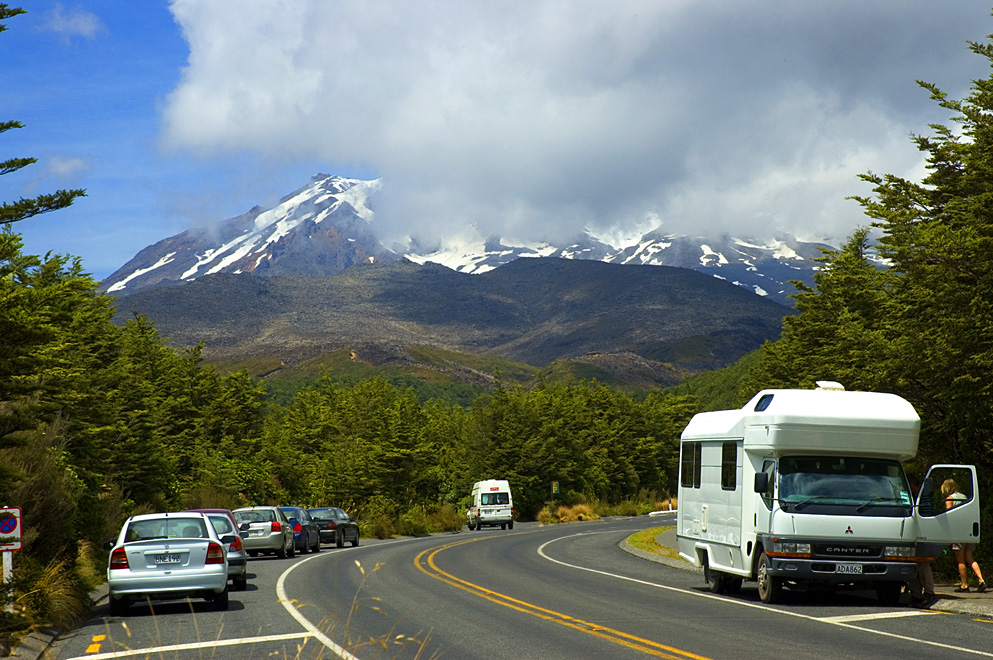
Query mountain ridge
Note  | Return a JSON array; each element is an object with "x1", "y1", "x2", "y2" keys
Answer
[{"x1": 100, "y1": 173, "x2": 834, "y2": 306}]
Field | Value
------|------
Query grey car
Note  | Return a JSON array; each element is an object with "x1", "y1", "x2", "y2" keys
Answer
[
  {"x1": 106, "y1": 511, "x2": 236, "y2": 615},
  {"x1": 187, "y1": 508, "x2": 249, "y2": 590},
  {"x1": 233, "y1": 506, "x2": 295, "y2": 558}
]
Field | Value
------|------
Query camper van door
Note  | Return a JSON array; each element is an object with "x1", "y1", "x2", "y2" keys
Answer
[{"x1": 915, "y1": 464, "x2": 981, "y2": 545}]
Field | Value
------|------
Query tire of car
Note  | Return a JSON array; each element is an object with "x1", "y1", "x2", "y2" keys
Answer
[
  {"x1": 508, "y1": 521, "x2": 514, "y2": 530},
  {"x1": 213, "y1": 588, "x2": 229, "y2": 611},
  {"x1": 336, "y1": 531, "x2": 344, "y2": 548},
  {"x1": 234, "y1": 574, "x2": 247, "y2": 591},
  {"x1": 248, "y1": 550, "x2": 259, "y2": 558},
  {"x1": 298, "y1": 537, "x2": 308, "y2": 554},
  {"x1": 287, "y1": 537, "x2": 296, "y2": 558},
  {"x1": 350, "y1": 531, "x2": 359, "y2": 547},
  {"x1": 276, "y1": 542, "x2": 287, "y2": 559},
  {"x1": 311, "y1": 533, "x2": 320, "y2": 553}
]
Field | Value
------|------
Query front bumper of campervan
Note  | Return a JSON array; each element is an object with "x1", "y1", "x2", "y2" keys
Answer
[{"x1": 758, "y1": 534, "x2": 922, "y2": 584}]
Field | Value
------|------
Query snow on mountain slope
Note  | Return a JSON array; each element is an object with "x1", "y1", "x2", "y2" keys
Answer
[{"x1": 100, "y1": 173, "x2": 834, "y2": 306}]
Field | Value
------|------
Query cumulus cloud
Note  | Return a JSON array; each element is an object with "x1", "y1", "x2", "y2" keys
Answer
[
  {"x1": 161, "y1": 0, "x2": 987, "y2": 246},
  {"x1": 40, "y1": 3, "x2": 105, "y2": 42},
  {"x1": 47, "y1": 155, "x2": 90, "y2": 178}
]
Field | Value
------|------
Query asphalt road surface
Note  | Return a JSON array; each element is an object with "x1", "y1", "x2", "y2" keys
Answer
[{"x1": 53, "y1": 514, "x2": 993, "y2": 660}]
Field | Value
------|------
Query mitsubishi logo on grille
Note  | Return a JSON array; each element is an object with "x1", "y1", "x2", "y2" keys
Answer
[{"x1": 844, "y1": 526, "x2": 854, "y2": 534}]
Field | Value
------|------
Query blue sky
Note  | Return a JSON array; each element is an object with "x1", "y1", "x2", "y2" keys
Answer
[{"x1": 2, "y1": 1, "x2": 990, "y2": 281}]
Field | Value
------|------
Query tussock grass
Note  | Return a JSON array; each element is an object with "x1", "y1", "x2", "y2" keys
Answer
[{"x1": 626, "y1": 526, "x2": 681, "y2": 560}]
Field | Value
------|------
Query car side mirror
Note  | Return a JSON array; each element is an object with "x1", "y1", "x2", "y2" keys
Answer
[
  {"x1": 103, "y1": 540, "x2": 115, "y2": 551},
  {"x1": 220, "y1": 535, "x2": 237, "y2": 545},
  {"x1": 754, "y1": 472, "x2": 769, "y2": 493},
  {"x1": 239, "y1": 522, "x2": 251, "y2": 531}
]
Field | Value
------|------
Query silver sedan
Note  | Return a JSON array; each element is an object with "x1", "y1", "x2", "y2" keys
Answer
[{"x1": 106, "y1": 512, "x2": 236, "y2": 615}]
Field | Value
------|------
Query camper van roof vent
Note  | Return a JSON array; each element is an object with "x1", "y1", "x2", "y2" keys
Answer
[{"x1": 815, "y1": 381, "x2": 845, "y2": 391}]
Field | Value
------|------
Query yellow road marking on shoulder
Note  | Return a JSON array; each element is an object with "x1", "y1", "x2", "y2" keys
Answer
[{"x1": 416, "y1": 537, "x2": 713, "y2": 660}]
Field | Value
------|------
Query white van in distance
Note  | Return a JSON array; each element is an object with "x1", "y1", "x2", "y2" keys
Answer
[
  {"x1": 676, "y1": 382, "x2": 980, "y2": 604},
  {"x1": 468, "y1": 479, "x2": 514, "y2": 530}
]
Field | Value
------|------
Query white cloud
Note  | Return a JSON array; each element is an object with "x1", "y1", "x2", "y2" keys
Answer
[
  {"x1": 161, "y1": 0, "x2": 988, "y2": 247},
  {"x1": 47, "y1": 155, "x2": 90, "y2": 178},
  {"x1": 40, "y1": 3, "x2": 105, "y2": 41}
]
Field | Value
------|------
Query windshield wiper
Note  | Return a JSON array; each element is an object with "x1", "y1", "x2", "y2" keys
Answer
[
  {"x1": 789, "y1": 496, "x2": 829, "y2": 510},
  {"x1": 856, "y1": 497, "x2": 903, "y2": 512}
]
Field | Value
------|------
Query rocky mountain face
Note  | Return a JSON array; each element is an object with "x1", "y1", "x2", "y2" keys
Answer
[
  {"x1": 110, "y1": 256, "x2": 791, "y2": 373},
  {"x1": 100, "y1": 173, "x2": 833, "y2": 306}
]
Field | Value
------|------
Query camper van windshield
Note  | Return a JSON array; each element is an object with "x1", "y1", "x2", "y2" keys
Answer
[
  {"x1": 778, "y1": 456, "x2": 912, "y2": 514},
  {"x1": 481, "y1": 493, "x2": 509, "y2": 506}
]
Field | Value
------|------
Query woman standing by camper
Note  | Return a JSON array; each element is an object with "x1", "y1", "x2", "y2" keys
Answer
[{"x1": 943, "y1": 478, "x2": 987, "y2": 593}]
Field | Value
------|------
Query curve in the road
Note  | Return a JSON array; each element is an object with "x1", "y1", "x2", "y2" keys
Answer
[{"x1": 415, "y1": 534, "x2": 712, "y2": 660}]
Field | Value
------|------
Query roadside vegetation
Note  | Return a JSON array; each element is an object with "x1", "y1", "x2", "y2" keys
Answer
[
  {"x1": 626, "y1": 526, "x2": 681, "y2": 561},
  {"x1": 3, "y1": 4, "x2": 993, "y2": 648}
]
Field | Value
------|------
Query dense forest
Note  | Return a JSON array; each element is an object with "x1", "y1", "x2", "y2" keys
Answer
[{"x1": 3, "y1": 4, "x2": 993, "y2": 643}]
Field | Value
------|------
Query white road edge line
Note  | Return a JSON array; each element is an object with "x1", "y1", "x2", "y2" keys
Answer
[
  {"x1": 537, "y1": 532, "x2": 993, "y2": 658},
  {"x1": 277, "y1": 549, "x2": 362, "y2": 660},
  {"x1": 63, "y1": 632, "x2": 312, "y2": 660}
]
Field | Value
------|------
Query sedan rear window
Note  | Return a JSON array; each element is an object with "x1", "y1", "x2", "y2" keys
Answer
[
  {"x1": 236, "y1": 510, "x2": 276, "y2": 523},
  {"x1": 208, "y1": 515, "x2": 234, "y2": 535},
  {"x1": 125, "y1": 518, "x2": 208, "y2": 542}
]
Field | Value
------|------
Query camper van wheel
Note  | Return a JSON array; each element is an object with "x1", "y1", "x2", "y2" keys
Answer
[
  {"x1": 708, "y1": 571, "x2": 728, "y2": 594},
  {"x1": 756, "y1": 553, "x2": 782, "y2": 604},
  {"x1": 508, "y1": 521, "x2": 513, "y2": 530},
  {"x1": 875, "y1": 581, "x2": 903, "y2": 605},
  {"x1": 726, "y1": 577, "x2": 743, "y2": 594},
  {"x1": 501, "y1": 523, "x2": 506, "y2": 530}
]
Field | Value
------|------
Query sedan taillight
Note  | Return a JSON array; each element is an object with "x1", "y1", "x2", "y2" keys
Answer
[
  {"x1": 327, "y1": 521, "x2": 337, "y2": 531},
  {"x1": 293, "y1": 523, "x2": 302, "y2": 534},
  {"x1": 109, "y1": 547, "x2": 129, "y2": 570},
  {"x1": 205, "y1": 542, "x2": 225, "y2": 565},
  {"x1": 231, "y1": 535, "x2": 243, "y2": 552},
  {"x1": 271, "y1": 521, "x2": 282, "y2": 532}
]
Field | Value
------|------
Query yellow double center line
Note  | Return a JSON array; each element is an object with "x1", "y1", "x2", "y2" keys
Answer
[{"x1": 415, "y1": 536, "x2": 711, "y2": 660}]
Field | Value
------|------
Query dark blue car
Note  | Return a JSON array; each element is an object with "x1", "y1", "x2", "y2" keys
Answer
[{"x1": 278, "y1": 506, "x2": 321, "y2": 554}]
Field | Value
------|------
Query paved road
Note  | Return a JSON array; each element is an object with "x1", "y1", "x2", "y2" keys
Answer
[{"x1": 50, "y1": 515, "x2": 993, "y2": 660}]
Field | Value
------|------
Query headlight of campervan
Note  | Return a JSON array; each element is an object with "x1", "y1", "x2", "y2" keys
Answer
[
  {"x1": 883, "y1": 546, "x2": 914, "y2": 559},
  {"x1": 772, "y1": 540, "x2": 811, "y2": 556}
]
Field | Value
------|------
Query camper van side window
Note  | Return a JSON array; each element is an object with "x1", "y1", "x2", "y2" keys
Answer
[
  {"x1": 721, "y1": 442, "x2": 737, "y2": 491},
  {"x1": 680, "y1": 442, "x2": 702, "y2": 489}
]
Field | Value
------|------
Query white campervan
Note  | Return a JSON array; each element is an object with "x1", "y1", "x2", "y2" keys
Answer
[
  {"x1": 677, "y1": 383, "x2": 980, "y2": 604},
  {"x1": 468, "y1": 479, "x2": 514, "y2": 530}
]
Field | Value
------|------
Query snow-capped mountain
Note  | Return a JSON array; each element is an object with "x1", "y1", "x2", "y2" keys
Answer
[
  {"x1": 102, "y1": 175, "x2": 394, "y2": 293},
  {"x1": 101, "y1": 173, "x2": 833, "y2": 306}
]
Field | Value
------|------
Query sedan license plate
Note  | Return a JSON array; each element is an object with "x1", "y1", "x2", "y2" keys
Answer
[
  {"x1": 154, "y1": 554, "x2": 182, "y2": 565},
  {"x1": 836, "y1": 563, "x2": 863, "y2": 575}
]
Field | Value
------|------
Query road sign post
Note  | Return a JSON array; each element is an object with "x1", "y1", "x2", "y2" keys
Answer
[{"x1": 0, "y1": 507, "x2": 22, "y2": 614}]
